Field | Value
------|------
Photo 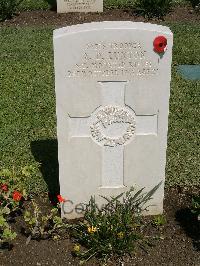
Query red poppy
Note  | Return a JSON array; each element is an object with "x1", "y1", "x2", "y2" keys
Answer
[
  {"x1": 57, "y1": 195, "x2": 65, "y2": 203},
  {"x1": 1, "y1": 184, "x2": 8, "y2": 192},
  {"x1": 13, "y1": 191, "x2": 22, "y2": 201},
  {"x1": 153, "y1": 36, "x2": 167, "y2": 53}
]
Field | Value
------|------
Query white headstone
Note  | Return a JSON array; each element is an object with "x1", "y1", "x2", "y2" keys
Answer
[
  {"x1": 57, "y1": 0, "x2": 103, "y2": 13},
  {"x1": 53, "y1": 22, "x2": 173, "y2": 219}
]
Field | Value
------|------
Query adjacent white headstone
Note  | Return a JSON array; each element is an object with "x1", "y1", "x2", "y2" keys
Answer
[
  {"x1": 53, "y1": 22, "x2": 173, "y2": 219},
  {"x1": 57, "y1": 0, "x2": 103, "y2": 13}
]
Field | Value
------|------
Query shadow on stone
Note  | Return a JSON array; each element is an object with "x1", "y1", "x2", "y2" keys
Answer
[
  {"x1": 45, "y1": 0, "x2": 57, "y2": 11},
  {"x1": 31, "y1": 139, "x2": 60, "y2": 205},
  {"x1": 175, "y1": 208, "x2": 200, "y2": 251}
]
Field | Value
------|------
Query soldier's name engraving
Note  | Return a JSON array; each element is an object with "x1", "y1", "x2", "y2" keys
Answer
[
  {"x1": 63, "y1": 0, "x2": 96, "y2": 10},
  {"x1": 67, "y1": 41, "x2": 159, "y2": 78}
]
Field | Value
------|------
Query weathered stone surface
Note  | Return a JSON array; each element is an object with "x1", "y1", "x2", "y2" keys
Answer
[{"x1": 53, "y1": 22, "x2": 173, "y2": 218}]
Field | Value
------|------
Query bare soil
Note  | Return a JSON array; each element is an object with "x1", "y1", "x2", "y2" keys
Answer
[
  {"x1": 0, "y1": 6, "x2": 200, "y2": 28},
  {"x1": 1, "y1": 187, "x2": 200, "y2": 266}
]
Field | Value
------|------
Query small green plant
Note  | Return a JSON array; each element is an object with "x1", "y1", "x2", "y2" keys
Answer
[
  {"x1": 0, "y1": 209, "x2": 17, "y2": 248},
  {"x1": 191, "y1": 195, "x2": 200, "y2": 221},
  {"x1": 0, "y1": 168, "x2": 28, "y2": 213},
  {"x1": 152, "y1": 214, "x2": 167, "y2": 227},
  {"x1": 0, "y1": 168, "x2": 29, "y2": 248},
  {"x1": 133, "y1": 0, "x2": 173, "y2": 19},
  {"x1": 23, "y1": 200, "x2": 68, "y2": 243},
  {"x1": 0, "y1": 0, "x2": 22, "y2": 21},
  {"x1": 187, "y1": 0, "x2": 200, "y2": 9},
  {"x1": 71, "y1": 183, "x2": 161, "y2": 264}
]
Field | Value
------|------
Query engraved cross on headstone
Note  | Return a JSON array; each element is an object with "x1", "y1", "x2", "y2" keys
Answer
[{"x1": 68, "y1": 82, "x2": 158, "y2": 188}]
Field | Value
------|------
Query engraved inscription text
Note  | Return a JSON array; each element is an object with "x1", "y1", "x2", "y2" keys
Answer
[{"x1": 67, "y1": 41, "x2": 158, "y2": 79}]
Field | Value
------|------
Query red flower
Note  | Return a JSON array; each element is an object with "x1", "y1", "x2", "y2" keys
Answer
[
  {"x1": 1, "y1": 184, "x2": 8, "y2": 192},
  {"x1": 57, "y1": 195, "x2": 65, "y2": 203},
  {"x1": 13, "y1": 191, "x2": 22, "y2": 201},
  {"x1": 153, "y1": 36, "x2": 167, "y2": 53}
]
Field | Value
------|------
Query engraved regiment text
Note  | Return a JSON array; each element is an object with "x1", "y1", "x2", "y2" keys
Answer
[
  {"x1": 67, "y1": 41, "x2": 158, "y2": 79},
  {"x1": 64, "y1": 0, "x2": 96, "y2": 10}
]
